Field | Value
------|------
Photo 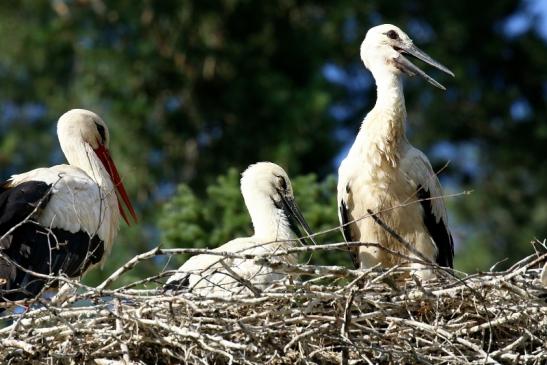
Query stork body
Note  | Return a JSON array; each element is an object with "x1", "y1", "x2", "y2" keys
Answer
[
  {"x1": 0, "y1": 109, "x2": 136, "y2": 303},
  {"x1": 338, "y1": 25, "x2": 454, "y2": 277},
  {"x1": 165, "y1": 162, "x2": 313, "y2": 296}
]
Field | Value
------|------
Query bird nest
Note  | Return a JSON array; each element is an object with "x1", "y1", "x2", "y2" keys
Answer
[{"x1": 0, "y1": 243, "x2": 546, "y2": 365}]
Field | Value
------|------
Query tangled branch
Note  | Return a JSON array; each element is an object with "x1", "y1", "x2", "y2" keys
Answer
[{"x1": 0, "y1": 242, "x2": 545, "y2": 365}]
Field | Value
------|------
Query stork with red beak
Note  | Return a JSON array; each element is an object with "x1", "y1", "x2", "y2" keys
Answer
[{"x1": 0, "y1": 109, "x2": 136, "y2": 304}]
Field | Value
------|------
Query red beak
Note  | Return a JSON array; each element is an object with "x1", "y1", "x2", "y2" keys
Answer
[{"x1": 94, "y1": 145, "x2": 138, "y2": 225}]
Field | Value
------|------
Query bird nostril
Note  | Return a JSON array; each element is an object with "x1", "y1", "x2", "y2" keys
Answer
[{"x1": 393, "y1": 46, "x2": 403, "y2": 53}]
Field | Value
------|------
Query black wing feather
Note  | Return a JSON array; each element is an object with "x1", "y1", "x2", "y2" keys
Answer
[
  {"x1": 164, "y1": 275, "x2": 190, "y2": 292},
  {"x1": 0, "y1": 180, "x2": 52, "y2": 235},
  {"x1": 340, "y1": 197, "x2": 360, "y2": 269},
  {"x1": 417, "y1": 186, "x2": 454, "y2": 268},
  {"x1": 0, "y1": 181, "x2": 104, "y2": 302}
]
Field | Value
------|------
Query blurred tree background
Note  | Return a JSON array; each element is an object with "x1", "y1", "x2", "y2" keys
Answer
[{"x1": 0, "y1": 0, "x2": 546, "y2": 285}]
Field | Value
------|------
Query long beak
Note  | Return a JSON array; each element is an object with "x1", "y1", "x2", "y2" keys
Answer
[
  {"x1": 279, "y1": 194, "x2": 317, "y2": 245},
  {"x1": 394, "y1": 44, "x2": 454, "y2": 90},
  {"x1": 94, "y1": 145, "x2": 138, "y2": 225}
]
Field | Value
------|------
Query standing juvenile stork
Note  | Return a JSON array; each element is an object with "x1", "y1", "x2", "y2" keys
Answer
[
  {"x1": 338, "y1": 24, "x2": 455, "y2": 277},
  {"x1": 0, "y1": 109, "x2": 137, "y2": 304},
  {"x1": 165, "y1": 162, "x2": 314, "y2": 296}
]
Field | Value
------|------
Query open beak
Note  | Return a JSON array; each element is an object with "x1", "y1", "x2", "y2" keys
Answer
[
  {"x1": 394, "y1": 43, "x2": 454, "y2": 90},
  {"x1": 279, "y1": 194, "x2": 317, "y2": 246},
  {"x1": 94, "y1": 145, "x2": 138, "y2": 225}
]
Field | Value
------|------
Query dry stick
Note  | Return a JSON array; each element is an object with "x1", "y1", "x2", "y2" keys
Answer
[
  {"x1": 99, "y1": 241, "x2": 400, "y2": 289},
  {"x1": 97, "y1": 246, "x2": 164, "y2": 290},
  {"x1": 320, "y1": 190, "x2": 471, "y2": 243},
  {"x1": 1, "y1": 228, "x2": 544, "y2": 364},
  {"x1": 283, "y1": 323, "x2": 330, "y2": 353},
  {"x1": 366, "y1": 209, "x2": 447, "y2": 275},
  {"x1": 0, "y1": 339, "x2": 35, "y2": 354},
  {"x1": 455, "y1": 307, "x2": 543, "y2": 337},
  {"x1": 115, "y1": 298, "x2": 131, "y2": 364},
  {"x1": 366, "y1": 207, "x2": 503, "y2": 358},
  {"x1": 219, "y1": 259, "x2": 262, "y2": 297},
  {"x1": 133, "y1": 317, "x2": 236, "y2": 363},
  {"x1": 502, "y1": 252, "x2": 547, "y2": 281},
  {"x1": 1, "y1": 268, "x2": 544, "y2": 362},
  {"x1": 362, "y1": 211, "x2": 483, "y2": 299},
  {"x1": 340, "y1": 286, "x2": 357, "y2": 365}
]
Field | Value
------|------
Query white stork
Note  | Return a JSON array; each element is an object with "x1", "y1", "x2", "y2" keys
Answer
[
  {"x1": 0, "y1": 109, "x2": 136, "y2": 303},
  {"x1": 337, "y1": 24, "x2": 455, "y2": 278},
  {"x1": 165, "y1": 162, "x2": 314, "y2": 296}
]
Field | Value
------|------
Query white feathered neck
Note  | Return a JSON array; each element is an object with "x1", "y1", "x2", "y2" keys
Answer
[{"x1": 353, "y1": 71, "x2": 408, "y2": 171}]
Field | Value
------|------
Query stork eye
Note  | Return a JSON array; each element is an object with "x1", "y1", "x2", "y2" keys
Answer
[
  {"x1": 386, "y1": 30, "x2": 399, "y2": 40},
  {"x1": 95, "y1": 123, "x2": 106, "y2": 144},
  {"x1": 277, "y1": 176, "x2": 287, "y2": 190}
]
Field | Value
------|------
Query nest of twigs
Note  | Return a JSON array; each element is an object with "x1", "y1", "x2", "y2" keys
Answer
[{"x1": 0, "y1": 243, "x2": 546, "y2": 365}]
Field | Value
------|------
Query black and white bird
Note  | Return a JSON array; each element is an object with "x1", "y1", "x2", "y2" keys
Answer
[
  {"x1": 337, "y1": 24, "x2": 455, "y2": 278},
  {"x1": 165, "y1": 162, "x2": 314, "y2": 296},
  {"x1": 0, "y1": 109, "x2": 137, "y2": 303}
]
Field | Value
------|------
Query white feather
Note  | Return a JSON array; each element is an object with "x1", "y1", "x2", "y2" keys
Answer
[
  {"x1": 5, "y1": 109, "x2": 123, "y2": 269},
  {"x1": 167, "y1": 162, "x2": 300, "y2": 296},
  {"x1": 338, "y1": 24, "x2": 452, "y2": 277},
  {"x1": 8, "y1": 163, "x2": 119, "y2": 256},
  {"x1": 541, "y1": 262, "x2": 547, "y2": 288}
]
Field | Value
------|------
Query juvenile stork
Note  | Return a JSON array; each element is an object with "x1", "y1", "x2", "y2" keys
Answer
[
  {"x1": 0, "y1": 109, "x2": 137, "y2": 304},
  {"x1": 337, "y1": 24, "x2": 455, "y2": 277},
  {"x1": 165, "y1": 162, "x2": 314, "y2": 296}
]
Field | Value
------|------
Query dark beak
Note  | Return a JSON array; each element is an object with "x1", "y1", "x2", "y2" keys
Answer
[
  {"x1": 279, "y1": 194, "x2": 317, "y2": 246},
  {"x1": 394, "y1": 43, "x2": 454, "y2": 90}
]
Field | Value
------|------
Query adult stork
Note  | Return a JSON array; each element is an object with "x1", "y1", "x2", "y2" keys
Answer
[
  {"x1": 0, "y1": 109, "x2": 137, "y2": 304},
  {"x1": 165, "y1": 162, "x2": 314, "y2": 296},
  {"x1": 337, "y1": 24, "x2": 454, "y2": 278}
]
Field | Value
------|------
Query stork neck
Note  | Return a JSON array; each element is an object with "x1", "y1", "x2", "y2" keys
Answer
[
  {"x1": 372, "y1": 71, "x2": 406, "y2": 120},
  {"x1": 245, "y1": 196, "x2": 294, "y2": 241},
  {"x1": 61, "y1": 140, "x2": 115, "y2": 191},
  {"x1": 361, "y1": 71, "x2": 407, "y2": 141},
  {"x1": 352, "y1": 71, "x2": 407, "y2": 168}
]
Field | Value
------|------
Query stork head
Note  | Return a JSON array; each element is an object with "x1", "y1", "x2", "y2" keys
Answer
[
  {"x1": 57, "y1": 109, "x2": 137, "y2": 225},
  {"x1": 58, "y1": 109, "x2": 110, "y2": 150},
  {"x1": 241, "y1": 162, "x2": 315, "y2": 244},
  {"x1": 360, "y1": 24, "x2": 454, "y2": 89}
]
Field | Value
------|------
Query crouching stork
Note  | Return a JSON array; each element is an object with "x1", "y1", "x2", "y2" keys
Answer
[{"x1": 165, "y1": 162, "x2": 315, "y2": 296}]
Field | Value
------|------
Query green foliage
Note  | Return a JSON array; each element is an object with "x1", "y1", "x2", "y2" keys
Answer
[
  {"x1": 160, "y1": 169, "x2": 351, "y2": 268},
  {"x1": 159, "y1": 168, "x2": 250, "y2": 266}
]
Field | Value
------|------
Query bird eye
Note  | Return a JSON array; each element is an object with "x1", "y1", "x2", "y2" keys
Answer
[
  {"x1": 95, "y1": 123, "x2": 106, "y2": 144},
  {"x1": 277, "y1": 176, "x2": 287, "y2": 190},
  {"x1": 386, "y1": 30, "x2": 399, "y2": 40}
]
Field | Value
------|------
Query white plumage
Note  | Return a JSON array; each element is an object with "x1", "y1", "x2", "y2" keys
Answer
[
  {"x1": 541, "y1": 262, "x2": 547, "y2": 288},
  {"x1": 337, "y1": 24, "x2": 454, "y2": 277},
  {"x1": 8, "y1": 165, "x2": 118, "y2": 254},
  {"x1": 0, "y1": 109, "x2": 136, "y2": 303},
  {"x1": 6, "y1": 109, "x2": 136, "y2": 255},
  {"x1": 165, "y1": 162, "x2": 313, "y2": 296}
]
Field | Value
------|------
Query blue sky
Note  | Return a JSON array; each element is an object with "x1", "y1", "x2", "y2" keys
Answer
[{"x1": 504, "y1": 0, "x2": 547, "y2": 39}]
